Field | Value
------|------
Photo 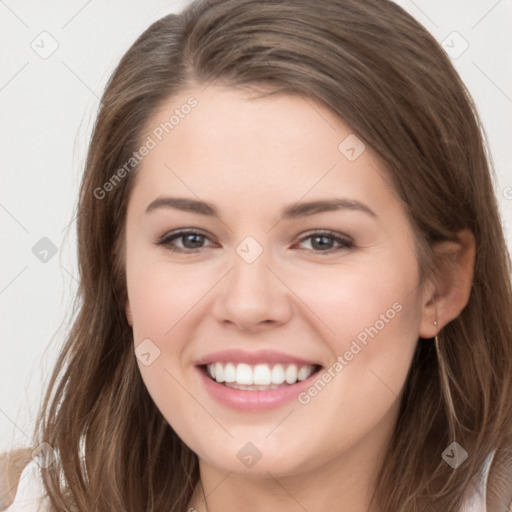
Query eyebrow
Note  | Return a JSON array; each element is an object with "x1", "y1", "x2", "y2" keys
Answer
[{"x1": 145, "y1": 196, "x2": 377, "y2": 219}]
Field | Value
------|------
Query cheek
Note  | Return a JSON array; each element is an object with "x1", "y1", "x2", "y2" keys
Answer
[
  {"x1": 280, "y1": 273, "x2": 421, "y2": 461},
  {"x1": 126, "y1": 255, "x2": 216, "y2": 341},
  {"x1": 283, "y1": 250, "x2": 422, "y2": 351},
  {"x1": 285, "y1": 251, "x2": 422, "y2": 410},
  {"x1": 126, "y1": 258, "x2": 217, "y2": 412},
  {"x1": 126, "y1": 258, "x2": 211, "y2": 441}
]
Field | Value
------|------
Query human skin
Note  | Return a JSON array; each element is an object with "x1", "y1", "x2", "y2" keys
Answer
[{"x1": 123, "y1": 85, "x2": 475, "y2": 512}]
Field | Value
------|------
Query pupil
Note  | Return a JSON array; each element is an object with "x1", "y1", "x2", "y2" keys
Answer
[
  {"x1": 184, "y1": 234, "x2": 203, "y2": 248},
  {"x1": 313, "y1": 235, "x2": 332, "y2": 250}
]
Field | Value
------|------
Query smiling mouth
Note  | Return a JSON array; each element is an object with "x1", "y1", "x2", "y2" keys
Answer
[{"x1": 200, "y1": 362, "x2": 323, "y2": 390}]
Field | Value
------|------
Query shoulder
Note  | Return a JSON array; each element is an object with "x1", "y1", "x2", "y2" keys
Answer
[
  {"x1": 485, "y1": 446, "x2": 512, "y2": 512},
  {"x1": 0, "y1": 451, "x2": 49, "y2": 512},
  {"x1": 0, "y1": 449, "x2": 32, "y2": 509},
  {"x1": 460, "y1": 450, "x2": 494, "y2": 512},
  {"x1": 462, "y1": 449, "x2": 512, "y2": 512}
]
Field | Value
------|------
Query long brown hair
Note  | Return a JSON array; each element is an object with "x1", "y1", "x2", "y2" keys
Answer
[{"x1": 4, "y1": 0, "x2": 512, "y2": 510}]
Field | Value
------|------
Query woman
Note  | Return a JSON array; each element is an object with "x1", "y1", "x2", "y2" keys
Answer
[{"x1": 2, "y1": 0, "x2": 511, "y2": 510}]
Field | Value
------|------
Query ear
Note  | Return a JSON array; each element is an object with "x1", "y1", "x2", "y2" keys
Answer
[
  {"x1": 125, "y1": 300, "x2": 133, "y2": 327},
  {"x1": 418, "y1": 229, "x2": 475, "y2": 338}
]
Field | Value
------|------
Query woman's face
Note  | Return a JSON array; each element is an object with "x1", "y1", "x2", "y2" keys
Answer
[{"x1": 124, "y1": 85, "x2": 432, "y2": 478}]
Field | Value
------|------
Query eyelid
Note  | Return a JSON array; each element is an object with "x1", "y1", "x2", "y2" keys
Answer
[{"x1": 296, "y1": 229, "x2": 352, "y2": 242}]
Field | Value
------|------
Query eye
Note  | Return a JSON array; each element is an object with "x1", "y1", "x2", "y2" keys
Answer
[
  {"x1": 155, "y1": 229, "x2": 215, "y2": 253},
  {"x1": 155, "y1": 229, "x2": 354, "y2": 255},
  {"x1": 295, "y1": 230, "x2": 354, "y2": 253}
]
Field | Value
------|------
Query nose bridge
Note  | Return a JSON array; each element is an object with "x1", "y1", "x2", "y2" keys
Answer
[
  {"x1": 231, "y1": 242, "x2": 271, "y2": 295},
  {"x1": 212, "y1": 235, "x2": 292, "y2": 329}
]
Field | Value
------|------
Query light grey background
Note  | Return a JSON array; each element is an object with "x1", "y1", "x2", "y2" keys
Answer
[{"x1": 1, "y1": 0, "x2": 511, "y2": 453}]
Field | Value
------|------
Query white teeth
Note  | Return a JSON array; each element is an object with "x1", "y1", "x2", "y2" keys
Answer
[
  {"x1": 224, "y1": 362, "x2": 236, "y2": 383},
  {"x1": 297, "y1": 365, "x2": 312, "y2": 381},
  {"x1": 205, "y1": 362, "x2": 316, "y2": 387},
  {"x1": 285, "y1": 364, "x2": 298, "y2": 384},
  {"x1": 214, "y1": 362, "x2": 224, "y2": 383},
  {"x1": 271, "y1": 364, "x2": 286, "y2": 385},
  {"x1": 236, "y1": 363, "x2": 253, "y2": 385},
  {"x1": 253, "y1": 364, "x2": 271, "y2": 385},
  {"x1": 225, "y1": 383, "x2": 282, "y2": 391}
]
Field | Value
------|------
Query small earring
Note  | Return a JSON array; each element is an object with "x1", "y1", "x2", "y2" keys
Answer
[{"x1": 434, "y1": 331, "x2": 457, "y2": 419}]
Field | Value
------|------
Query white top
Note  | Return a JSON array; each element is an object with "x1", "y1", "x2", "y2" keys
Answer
[
  {"x1": 4, "y1": 460, "x2": 49, "y2": 511},
  {"x1": 4, "y1": 453, "x2": 495, "y2": 511}
]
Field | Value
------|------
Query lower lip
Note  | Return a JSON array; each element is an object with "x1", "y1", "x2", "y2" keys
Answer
[{"x1": 197, "y1": 367, "x2": 320, "y2": 411}]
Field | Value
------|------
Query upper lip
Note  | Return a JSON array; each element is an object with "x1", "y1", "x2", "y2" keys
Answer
[{"x1": 195, "y1": 349, "x2": 322, "y2": 367}]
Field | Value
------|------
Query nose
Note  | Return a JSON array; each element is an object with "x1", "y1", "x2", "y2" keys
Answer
[{"x1": 212, "y1": 249, "x2": 293, "y2": 333}]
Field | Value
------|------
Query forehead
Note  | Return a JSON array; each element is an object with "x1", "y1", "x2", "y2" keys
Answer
[
  {"x1": 142, "y1": 85, "x2": 346, "y2": 162},
  {"x1": 129, "y1": 85, "x2": 400, "y2": 216}
]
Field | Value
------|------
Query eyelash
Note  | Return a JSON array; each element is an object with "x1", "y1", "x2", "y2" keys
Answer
[{"x1": 155, "y1": 229, "x2": 354, "y2": 255}]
